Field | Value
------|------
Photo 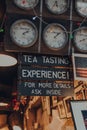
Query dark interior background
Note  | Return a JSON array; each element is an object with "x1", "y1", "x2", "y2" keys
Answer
[{"x1": 0, "y1": 0, "x2": 18, "y2": 100}]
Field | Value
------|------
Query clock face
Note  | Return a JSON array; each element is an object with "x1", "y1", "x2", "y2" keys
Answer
[
  {"x1": 75, "y1": 0, "x2": 87, "y2": 17},
  {"x1": 10, "y1": 19, "x2": 38, "y2": 47},
  {"x1": 45, "y1": 0, "x2": 68, "y2": 14},
  {"x1": 14, "y1": 0, "x2": 39, "y2": 10},
  {"x1": 74, "y1": 27, "x2": 87, "y2": 52},
  {"x1": 43, "y1": 23, "x2": 68, "y2": 50}
]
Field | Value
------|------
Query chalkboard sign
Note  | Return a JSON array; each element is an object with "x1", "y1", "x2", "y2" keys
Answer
[{"x1": 18, "y1": 54, "x2": 73, "y2": 96}]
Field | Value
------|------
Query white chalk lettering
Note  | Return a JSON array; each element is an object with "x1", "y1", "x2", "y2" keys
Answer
[
  {"x1": 53, "y1": 83, "x2": 71, "y2": 88},
  {"x1": 46, "y1": 89, "x2": 61, "y2": 95},
  {"x1": 24, "y1": 82, "x2": 35, "y2": 88},
  {"x1": 38, "y1": 83, "x2": 52, "y2": 88},
  {"x1": 24, "y1": 55, "x2": 37, "y2": 63},
  {"x1": 42, "y1": 56, "x2": 69, "y2": 64},
  {"x1": 22, "y1": 69, "x2": 69, "y2": 80}
]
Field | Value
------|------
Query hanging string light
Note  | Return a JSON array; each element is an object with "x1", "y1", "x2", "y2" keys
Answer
[{"x1": 0, "y1": 13, "x2": 6, "y2": 33}]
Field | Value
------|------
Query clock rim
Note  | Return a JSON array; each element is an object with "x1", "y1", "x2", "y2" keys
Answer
[
  {"x1": 13, "y1": 0, "x2": 39, "y2": 10},
  {"x1": 45, "y1": 0, "x2": 68, "y2": 15},
  {"x1": 10, "y1": 19, "x2": 38, "y2": 48},
  {"x1": 43, "y1": 23, "x2": 68, "y2": 51},
  {"x1": 74, "y1": 27, "x2": 87, "y2": 53},
  {"x1": 75, "y1": 0, "x2": 87, "y2": 17}
]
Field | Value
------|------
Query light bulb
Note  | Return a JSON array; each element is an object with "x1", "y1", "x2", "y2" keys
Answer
[{"x1": 0, "y1": 54, "x2": 17, "y2": 67}]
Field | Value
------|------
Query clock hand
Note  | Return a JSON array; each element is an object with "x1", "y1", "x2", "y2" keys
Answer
[
  {"x1": 52, "y1": 1, "x2": 58, "y2": 8},
  {"x1": 22, "y1": 30, "x2": 29, "y2": 35},
  {"x1": 80, "y1": 38, "x2": 87, "y2": 42},
  {"x1": 54, "y1": 32, "x2": 61, "y2": 38},
  {"x1": 78, "y1": 33, "x2": 87, "y2": 36},
  {"x1": 22, "y1": 0, "x2": 26, "y2": 4}
]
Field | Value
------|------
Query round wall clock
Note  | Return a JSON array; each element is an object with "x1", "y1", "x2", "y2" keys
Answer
[
  {"x1": 10, "y1": 19, "x2": 38, "y2": 48},
  {"x1": 74, "y1": 27, "x2": 87, "y2": 52},
  {"x1": 13, "y1": 0, "x2": 39, "y2": 10},
  {"x1": 43, "y1": 23, "x2": 68, "y2": 50},
  {"x1": 45, "y1": 0, "x2": 68, "y2": 14},
  {"x1": 75, "y1": 0, "x2": 87, "y2": 17}
]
